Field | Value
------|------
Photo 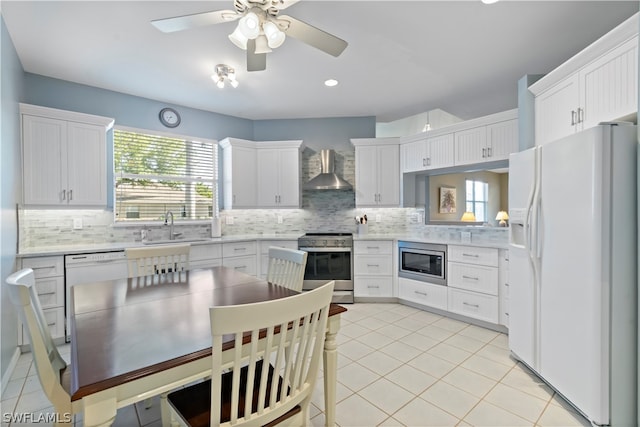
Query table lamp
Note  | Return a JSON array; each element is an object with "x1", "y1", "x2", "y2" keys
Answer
[
  {"x1": 461, "y1": 212, "x2": 476, "y2": 222},
  {"x1": 495, "y1": 210, "x2": 509, "y2": 227}
]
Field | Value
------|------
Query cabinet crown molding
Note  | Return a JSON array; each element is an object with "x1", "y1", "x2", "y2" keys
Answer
[
  {"x1": 219, "y1": 137, "x2": 304, "y2": 151},
  {"x1": 19, "y1": 103, "x2": 114, "y2": 130},
  {"x1": 350, "y1": 137, "x2": 399, "y2": 146}
]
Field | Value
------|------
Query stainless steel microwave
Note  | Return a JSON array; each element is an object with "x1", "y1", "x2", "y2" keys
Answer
[{"x1": 398, "y1": 241, "x2": 447, "y2": 286}]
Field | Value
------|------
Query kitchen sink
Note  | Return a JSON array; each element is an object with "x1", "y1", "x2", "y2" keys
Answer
[{"x1": 142, "y1": 238, "x2": 211, "y2": 245}]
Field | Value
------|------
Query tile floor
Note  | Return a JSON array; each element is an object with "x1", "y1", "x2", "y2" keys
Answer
[{"x1": 1, "y1": 303, "x2": 591, "y2": 427}]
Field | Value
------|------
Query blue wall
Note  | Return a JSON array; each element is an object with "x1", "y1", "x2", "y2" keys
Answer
[
  {"x1": 254, "y1": 117, "x2": 376, "y2": 151},
  {"x1": 1, "y1": 16, "x2": 25, "y2": 384}
]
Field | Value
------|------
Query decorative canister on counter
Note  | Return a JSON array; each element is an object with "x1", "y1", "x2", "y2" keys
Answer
[
  {"x1": 355, "y1": 214, "x2": 368, "y2": 234},
  {"x1": 357, "y1": 223, "x2": 368, "y2": 235},
  {"x1": 211, "y1": 216, "x2": 222, "y2": 237}
]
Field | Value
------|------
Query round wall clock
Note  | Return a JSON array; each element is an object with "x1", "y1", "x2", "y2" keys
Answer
[{"x1": 159, "y1": 107, "x2": 181, "y2": 128}]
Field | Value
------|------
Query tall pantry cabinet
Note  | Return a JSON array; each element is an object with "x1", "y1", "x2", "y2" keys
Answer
[{"x1": 20, "y1": 104, "x2": 114, "y2": 206}]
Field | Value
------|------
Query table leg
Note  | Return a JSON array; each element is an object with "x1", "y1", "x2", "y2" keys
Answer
[
  {"x1": 82, "y1": 392, "x2": 117, "y2": 427},
  {"x1": 323, "y1": 315, "x2": 341, "y2": 427}
]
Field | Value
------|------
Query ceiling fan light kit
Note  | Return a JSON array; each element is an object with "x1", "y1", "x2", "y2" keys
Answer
[
  {"x1": 152, "y1": 0, "x2": 348, "y2": 72},
  {"x1": 213, "y1": 64, "x2": 239, "y2": 88}
]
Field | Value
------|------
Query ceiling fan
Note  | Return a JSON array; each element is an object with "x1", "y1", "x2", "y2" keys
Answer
[{"x1": 151, "y1": 0, "x2": 348, "y2": 72}]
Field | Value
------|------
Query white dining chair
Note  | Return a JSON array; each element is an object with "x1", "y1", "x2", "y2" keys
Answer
[
  {"x1": 125, "y1": 243, "x2": 190, "y2": 277},
  {"x1": 166, "y1": 280, "x2": 335, "y2": 427},
  {"x1": 6, "y1": 268, "x2": 81, "y2": 426},
  {"x1": 266, "y1": 246, "x2": 308, "y2": 292}
]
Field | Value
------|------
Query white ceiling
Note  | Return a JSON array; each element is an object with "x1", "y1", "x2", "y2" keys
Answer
[{"x1": 2, "y1": 1, "x2": 638, "y2": 122}]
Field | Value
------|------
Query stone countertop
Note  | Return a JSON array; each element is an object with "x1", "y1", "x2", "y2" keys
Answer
[
  {"x1": 19, "y1": 230, "x2": 509, "y2": 257},
  {"x1": 352, "y1": 233, "x2": 509, "y2": 249},
  {"x1": 18, "y1": 233, "x2": 304, "y2": 257}
]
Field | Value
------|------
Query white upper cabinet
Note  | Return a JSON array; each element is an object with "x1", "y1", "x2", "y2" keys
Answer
[
  {"x1": 352, "y1": 138, "x2": 400, "y2": 207},
  {"x1": 21, "y1": 104, "x2": 114, "y2": 206},
  {"x1": 220, "y1": 138, "x2": 257, "y2": 209},
  {"x1": 401, "y1": 133, "x2": 454, "y2": 173},
  {"x1": 531, "y1": 14, "x2": 638, "y2": 146},
  {"x1": 455, "y1": 119, "x2": 518, "y2": 166},
  {"x1": 257, "y1": 144, "x2": 302, "y2": 208},
  {"x1": 221, "y1": 138, "x2": 303, "y2": 209}
]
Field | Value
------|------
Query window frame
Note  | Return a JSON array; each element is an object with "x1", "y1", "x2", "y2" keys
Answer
[
  {"x1": 112, "y1": 125, "x2": 218, "y2": 225},
  {"x1": 465, "y1": 178, "x2": 488, "y2": 222}
]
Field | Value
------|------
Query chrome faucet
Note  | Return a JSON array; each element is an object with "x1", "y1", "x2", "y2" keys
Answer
[{"x1": 164, "y1": 210, "x2": 181, "y2": 240}]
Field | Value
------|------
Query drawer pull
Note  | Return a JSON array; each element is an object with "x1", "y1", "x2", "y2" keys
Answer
[
  {"x1": 414, "y1": 291, "x2": 427, "y2": 296},
  {"x1": 463, "y1": 302, "x2": 480, "y2": 308},
  {"x1": 234, "y1": 265, "x2": 247, "y2": 269},
  {"x1": 504, "y1": 283, "x2": 509, "y2": 287},
  {"x1": 462, "y1": 275, "x2": 479, "y2": 281},
  {"x1": 38, "y1": 291, "x2": 56, "y2": 296},
  {"x1": 462, "y1": 253, "x2": 479, "y2": 258},
  {"x1": 367, "y1": 264, "x2": 380, "y2": 268},
  {"x1": 367, "y1": 246, "x2": 380, "y2": 250},
  {"x1": 47, "y1": 321, "x2": 56, "y2": 326},
  {"x1": 234, "y1": 247, "x2": 247, "y2": 251},
  {"x1": 31, "y1": 266, "x2": 55, "y2": 270},
  {"x1": 367, "y1": 285, "x2": 380, "y2": 289}
]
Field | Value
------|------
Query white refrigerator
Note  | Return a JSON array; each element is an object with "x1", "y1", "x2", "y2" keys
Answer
[{"x1": 508, "y1": 123, "x2": 637, "y2": 426}]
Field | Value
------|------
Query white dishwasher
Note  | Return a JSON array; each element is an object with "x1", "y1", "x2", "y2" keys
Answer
[{"x1": 64, "y1": 251, "x2": 128, "y2": 341}]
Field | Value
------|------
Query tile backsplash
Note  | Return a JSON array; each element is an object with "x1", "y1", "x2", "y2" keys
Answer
[{"x1": 18, "y1": 149, "x2": 508, "y2": 250}]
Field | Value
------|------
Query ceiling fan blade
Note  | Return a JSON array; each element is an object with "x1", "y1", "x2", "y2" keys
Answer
[
  {"x1": 151, "y1": 9, "x2": 239, "y2": 33},
  {"x1": 247, "y1": 39, "x2": 267, "y2": 71},
  {"x1": 278, "y1": 14, "x2": 347, "y2": 57}
]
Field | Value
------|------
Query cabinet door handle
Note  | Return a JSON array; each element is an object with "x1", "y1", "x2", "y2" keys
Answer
[
  {"x1": 462, "y1": 275, "x2": 479, "y2": 281},
  {"x1": 578, "y1": 108, "x2": 584, "y2": 124},
  {"x1": 463, "y1": 302, "x2": 480, "y2": 308},
  {"x1": 61, "y1": 189, "x2": 66, "y2": 201},
  {"x1": 571, "y1": 110, "x2": 576, "y2": 126},
  {"x1": 487, "y1": 147, "x2": 492, "y2": 157},
  {"x1": 377, "y1": 193, "x2": 381, "y2": 203},
  {"x1": 482, "y1": 148, "x2": 486, "y2": 158},
  {"x1": 68, "y1": 189, "x2": 73, "y2": 201},
  {"x1": 422, "y1": 158, "x2": 427, "y2": 167},
  {"x1": 415, "y1": 290, "x2": 427, "y2": 296},
  {"x1": 233, "y1": 194, "x2": 236, "y2": 203}
]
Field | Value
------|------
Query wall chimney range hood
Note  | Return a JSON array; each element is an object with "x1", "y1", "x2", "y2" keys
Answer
[{"x1": 304, "y1": 149, "x2": 352, "y2": 190}]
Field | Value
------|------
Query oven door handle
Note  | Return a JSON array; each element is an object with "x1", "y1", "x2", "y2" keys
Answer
[
  {"x1": 298, "y1": 247, "x2": 352, "y2": 253},
  {"x1": 400, "y1": 248, "x2": 444, "y2": 258}
]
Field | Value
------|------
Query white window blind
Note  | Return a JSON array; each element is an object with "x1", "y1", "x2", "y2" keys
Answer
[{"x1": 114, "y1": 128, "x2": 217, "y2": 222}]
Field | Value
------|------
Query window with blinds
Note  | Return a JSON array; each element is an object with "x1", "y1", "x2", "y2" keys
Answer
[{"x1": 114, "y1": 128, "x2": 217, "y2": 222}]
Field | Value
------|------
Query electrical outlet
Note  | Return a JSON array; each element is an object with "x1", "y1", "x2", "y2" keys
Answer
[
  {"x1": 375, "y1": 214, "x2": 382, "y2": 223},
  {"x1": 226, "y1": 216, "x2": 234, "y2": 225},
  {"x1": 277, "y1": 215, "x2": 283, "y2": 224},
  {"x1": 73, "y1": 218, "x2": 83, "y2": 230}
]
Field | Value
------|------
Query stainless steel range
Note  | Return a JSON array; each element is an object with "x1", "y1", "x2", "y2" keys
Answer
[{"x1": 298, "y1": 232, "x2": 354, "y2": 303}]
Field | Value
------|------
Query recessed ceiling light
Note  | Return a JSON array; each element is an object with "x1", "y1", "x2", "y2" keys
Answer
[
  {"x1": 324, "y1": 79, "x2": 339, "y2": 87},
  {"x1": 481, "y1": 0, "x2": 500, "y2": 4}
]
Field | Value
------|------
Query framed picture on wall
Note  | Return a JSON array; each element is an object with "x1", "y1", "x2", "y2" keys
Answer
[{"x1": 439, "y1": 187, "x2": 457, "y2": 213}]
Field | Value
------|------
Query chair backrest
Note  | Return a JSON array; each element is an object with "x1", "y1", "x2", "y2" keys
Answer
[
  {"x1": 209, "y1": 280, "x2": 334, "y2": 427},
  {"x1": 266, "y1": 247, "x2": 308, "y2": 292},
  {"x1": 125, "y1": 243, "x2": 190, "y2": 277},
  {"x1": 6, "y1": 268, "x2": 71, "y2": 413}
]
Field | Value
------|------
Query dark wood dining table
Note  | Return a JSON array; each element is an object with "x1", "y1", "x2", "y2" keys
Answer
[{"x1": 69, "y1": 266, "x2": 346, "y2": 427}]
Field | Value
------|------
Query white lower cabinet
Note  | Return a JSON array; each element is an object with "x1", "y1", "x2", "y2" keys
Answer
[
  {"x1": 189, "y1": 243, "x2": 222, "y2": 270},
  {"x1": 447, "y1": 288, "x2": 499, "y2": 324},
  {"x1": 222, "y1": 241, "x2": 257, "y2": 276},
  {"x1": 398, "y1": 277, "x2": 447, "y2": 311},
  {"x1": 258, "y1": 240, "x2": 298, "y2": 279},
  {"x1": 499, "y1": 249, "x2": 509, "y2": 327},
  {"x1": 354, "y1": 240, "x2": 394, "y2": 298},
  {"x1": 447, "y1": 245, "x2": 500, "y2": 324},
  {"x1": 19, "y1": 256, "x2": 65, "y2": 344}
]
